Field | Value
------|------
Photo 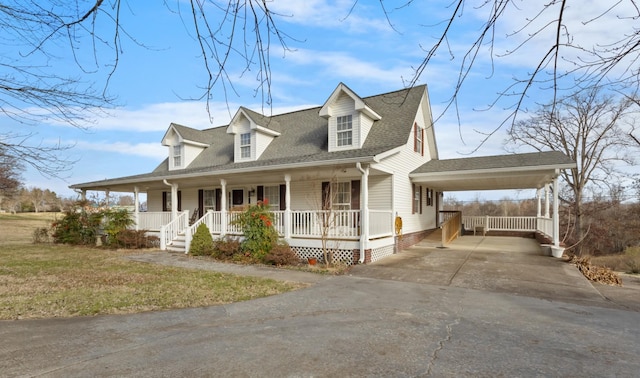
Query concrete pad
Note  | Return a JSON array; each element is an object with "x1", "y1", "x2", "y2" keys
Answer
[{"x1": 351, "y1": 236, "x2": 635, "y2": 310}]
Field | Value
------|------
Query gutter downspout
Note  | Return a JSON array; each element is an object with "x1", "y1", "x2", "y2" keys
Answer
[{"x1": 356, "y1": 162, "x2": 369, "y2": 264}]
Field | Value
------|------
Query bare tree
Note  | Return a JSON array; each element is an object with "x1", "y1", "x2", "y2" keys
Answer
[
  {"x1": 505, "y1": 86, "x2": 636, "y2": 254},
  {"x1": 0, "y1": 147, "x2": 22, "y2": 192},
  {"x1": 1, "y1": 1, "x2": 291, "y2": 177}
]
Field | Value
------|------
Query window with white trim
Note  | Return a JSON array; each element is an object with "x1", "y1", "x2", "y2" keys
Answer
[
  {"x1": 203, "y1": 189, "x2": 216, "y2": 212},
  {"x1": 240, "y1": 132, "x2": 251, "y2": 158},
  {"x1": 333, "y1": 181, "x2": 351, "y2": 210},
  {"x1": 414, "y1": 123, "x2": 424, "y2": 155},
  {"x1": 172, "y1": 145, "x2": 182, "y2": 167},
  {"x1": 263, "y1": 185, "x2": 280, "y2": 210},
  {"x1": 336, "y1": 115, "x2": 353, "y2": 147}
]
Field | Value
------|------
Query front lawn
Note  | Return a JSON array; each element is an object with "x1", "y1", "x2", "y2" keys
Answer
[{"x1": 0, "y1": 243, "x2": 304, "y2": 320}]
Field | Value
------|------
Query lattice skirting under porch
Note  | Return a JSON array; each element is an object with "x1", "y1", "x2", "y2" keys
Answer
[
  {"x1": 291, "y1": 245, "x2": 396, "y2": 265},
  {"x1": 370, "y1": 245, "x2": 394, "y2": 262},
  {"x1": 291, "y1": 246, "x2": 354, "y2": 265}
]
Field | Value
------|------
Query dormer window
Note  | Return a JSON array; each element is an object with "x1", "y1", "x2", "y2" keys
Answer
[
  {"x1": 337, "y1": 115, "x2": 353, "y2": 146},
  {"x1": 240, "y1": 132, "x2": 251, "y2": 158},
  {"x1": 172, "y1": 145, "x2": 182, "y2": 167}
]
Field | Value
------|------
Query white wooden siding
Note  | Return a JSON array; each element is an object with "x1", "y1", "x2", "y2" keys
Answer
[
  {"x1": 255, "y1": 132, "x2": 275, "y2": 159},
  {"x1": 358, "y1": 113, "x2": 374, "y2": 149},
  {"x1": 368, "y1": 175, "x2": 392, "y2": 210},
  {"x1": 183, "y1": 144, "x2": 204, "y2": 168},
  {"x1": 147, "y1": 190, "x2": 163, "y2": 212},
  {"x1": 290, "y1": 180, "x2": 320, "y2": 210},
  {"x1": 371, "y1": 93, "x2": 436, "y2": 233}
]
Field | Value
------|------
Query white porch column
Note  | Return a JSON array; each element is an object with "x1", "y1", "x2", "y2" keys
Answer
[
  {"x1": 220, "y1": 179, "x2": 227, "y2": 237},
  {"x1": 536, "y1": 188, "x2": 542, "y2": 218},
  {"x1": 81, "y1": 190, "x2": 87, "y2": 201},
  {"x1": 105, "y1": 190, "x2": 110, "y2": 208},
  {"x1": 134, "y1": 186, "x2": 140, "y2": 231},
  {"x1": 356, "y1": 163, "x2": 369, "y2": 263},
  {"x1": 552, "y1": 176, "x2": 560, "y2": 247},
  {"x1": 544, "y1": 183, "x2": 551, "y2": 218},
  {"x1": 284, "y1": 174, "x2": 291, "y2": 239},
  {"x1": 163, "y1": 179, "x2": 179, "y2": 221}
]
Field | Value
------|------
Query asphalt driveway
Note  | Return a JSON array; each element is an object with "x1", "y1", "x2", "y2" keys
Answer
[{"x1": 2, "y1": 237, "x2": 640, "y2": 377}]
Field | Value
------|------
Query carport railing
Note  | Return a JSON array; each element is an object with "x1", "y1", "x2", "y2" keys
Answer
[{"x1": 462, "y1": 215, "x2": 552, "y2": 239}]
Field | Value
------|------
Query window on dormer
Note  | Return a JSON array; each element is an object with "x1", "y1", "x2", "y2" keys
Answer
[
  {"x1": 240, "y1": 132, "x2": 251, "y2": 158},
  {"x1": 337, "y1": 115, "x2": 353, "y2": 146},
  {"x1": 173, "y1": 145, "x2": 182, "y2": 167}
]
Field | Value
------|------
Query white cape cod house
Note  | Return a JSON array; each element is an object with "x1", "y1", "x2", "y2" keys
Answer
[{"x1": 71, "y1": 83, "x2": 575, "y2": 263}]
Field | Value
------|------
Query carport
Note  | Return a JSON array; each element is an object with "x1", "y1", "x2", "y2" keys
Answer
[{"x1": 409, "y1": 151, "x2": 576, "y2": 251}]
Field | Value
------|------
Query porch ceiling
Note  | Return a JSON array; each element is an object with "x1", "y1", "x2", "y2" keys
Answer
[
  {"x1": 409, "y1": 151, "x2": 576, "y2": 192},
  {"x1": 72, "y1": 163, "x2": 391, "y2": 194}
]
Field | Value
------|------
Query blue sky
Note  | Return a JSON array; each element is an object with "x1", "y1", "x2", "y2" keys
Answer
[{"x1": 6, "y1": 1, "x2": 638, "y2": 201}]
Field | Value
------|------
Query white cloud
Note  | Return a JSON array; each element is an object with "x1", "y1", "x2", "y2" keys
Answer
[
  {"x1": 286, "y1": 48, "x2": 412, "y2": 86},
  {"x1": 43, "y1": 100, "x2": 321, "y2": 133},
  {"x1": 269, "y1": 0, "x2": 392, "y2": 34},
  {"x1": 74, "y1": 141, "x2": 166, "y2": 160}
]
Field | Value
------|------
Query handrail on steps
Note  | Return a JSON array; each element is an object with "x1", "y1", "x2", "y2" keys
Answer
[
  {"x1": 440, "y1": 211, "x2": 462, "y2": 246},
  {"x1": 160, "y1": 211, "x2": 189, "y2": 250}
]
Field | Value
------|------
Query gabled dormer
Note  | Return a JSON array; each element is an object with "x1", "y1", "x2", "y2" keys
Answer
[
  {"x1": 319, "y1": 83, "x2": 382, "y2": 152},
  {"x1": 227, "y1": 107, "x2": 281, "y2": 162},
  {"x1": 161, "y1": 123, "x2": 210, "y2": 170}
]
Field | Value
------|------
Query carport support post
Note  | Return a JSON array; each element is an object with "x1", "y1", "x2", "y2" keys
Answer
[
  {"x1": 544, "y1": 183, "x2": 550, "y2": 218},
  {"x1": 220, "y1": 179, "x2": 227, "y2": 237},
  {"x1": 552, "y1": 176, "x2": 560, "y2": 247}
]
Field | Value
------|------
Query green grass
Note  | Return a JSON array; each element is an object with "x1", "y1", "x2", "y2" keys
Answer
[{"x1": 0, "y1": 244, "x2": 304, "y2": 319}]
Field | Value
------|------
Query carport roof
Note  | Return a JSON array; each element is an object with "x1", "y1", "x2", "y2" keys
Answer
[{"x1": 409, "y1": 151, "x2": 575, "y2": 191}]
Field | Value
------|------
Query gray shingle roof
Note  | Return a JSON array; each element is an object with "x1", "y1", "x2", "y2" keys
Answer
[
  {"x1": 411, "y1": 151, "x2": 575, "y2": 174},
  {"x1": 72, "y1": 85, "x2": 427, "y2": 188}
]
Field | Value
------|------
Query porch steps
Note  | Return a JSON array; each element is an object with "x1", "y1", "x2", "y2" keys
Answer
[{"x1": 167, "y1": 233, "x2": 186, "y2": 253}]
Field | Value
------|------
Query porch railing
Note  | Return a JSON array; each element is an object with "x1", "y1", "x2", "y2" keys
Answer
[
  {"x1": 160, "y1": 209, "x2": 395, "y2": 252},
  {"x1": 160, "y1": 211, "x2": 189, "y2": 250},
  {"x1": 462, "y1": 215, "x2": 552, "y2": 238},
  {"x1": 135, "y1": 211, "x2": 172, "y2": 231},
  {"x1": 291, "y1": 210, "x2": 361, "y2": 238}
]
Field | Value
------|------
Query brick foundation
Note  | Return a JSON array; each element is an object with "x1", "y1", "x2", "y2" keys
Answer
[
  {"x1": 352, "y1": 249, "x2": 372, "y2": 264},
  {"x1": 395, "y1": 229, "x2": 434, "y2": 253}
]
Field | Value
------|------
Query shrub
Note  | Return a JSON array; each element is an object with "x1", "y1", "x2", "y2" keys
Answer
[
  {"x1": 264, "y1": 242, "x2": 300, "y2": 266},
  {"x1": 212, "y1": 236, "x2": 242, "y2": 260},
  {"x1": 51, "y1": 207, "x2": 103, "y2": 245},
  {"x1": 103, "y1": 209, "x2": 135, "y2": 247},
  {"x1": 114, "y1": 229, "x2": 158, "y2": 249},
  {"x1": 189, "y1": 223, "x2": 215, "y2": 256},
  {"x1": 625, "y1": 246, "x2": 640, "y2": 274},
  {"x1": 32, "y1": 227, "x2": 50, "y2": 244},
  {"x1": 232, "y1": 200, "x2": 278, "y2": 261}
]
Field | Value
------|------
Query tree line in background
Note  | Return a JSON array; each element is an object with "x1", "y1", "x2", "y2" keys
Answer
[{"x1": 0, "y1": 184, "x2": 137, "y2": 214}]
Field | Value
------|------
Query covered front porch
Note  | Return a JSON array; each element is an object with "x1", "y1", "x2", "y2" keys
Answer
[{"x1": 77, "y1": 162, "x2": 401, "y2": 264}]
